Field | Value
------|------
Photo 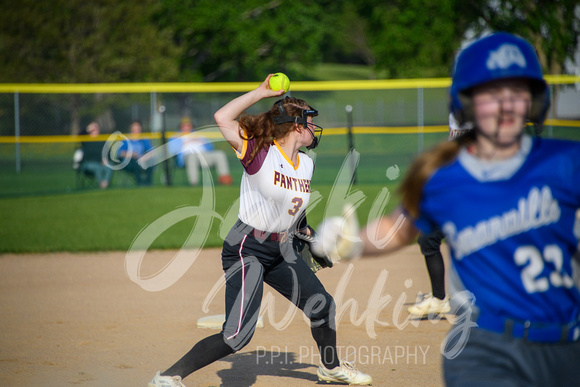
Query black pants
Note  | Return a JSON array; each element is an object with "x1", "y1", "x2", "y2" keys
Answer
[
  {"x1": 124, "y1": 158, "x2": 153, "y2": 185},
  {"x1": 221, "y1": 220, "x2": 336, "y2": 351},
  {"x1": 417, "y1": 229, "x2": 446, "y2": 299},
  {"x1": 161, "y1": 220, "x2": 340, "y2": 379}
]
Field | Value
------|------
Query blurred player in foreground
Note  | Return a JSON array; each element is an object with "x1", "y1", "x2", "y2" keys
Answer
[
  {"x1": 148, "y1": 75, "x2": 372, "y2": 386},
  {"x1": 315, "y1": 32, "x2": 580, "y2": 386}
]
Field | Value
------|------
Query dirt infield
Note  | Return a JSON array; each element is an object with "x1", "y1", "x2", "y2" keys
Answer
[{"x1": 0, "y1": 245, "x2": 453, "y2": 386}]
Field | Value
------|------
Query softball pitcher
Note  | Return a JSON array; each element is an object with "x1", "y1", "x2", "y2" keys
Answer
[
  {"x1": 318, "y1": 32, "x2": 580, "y2": 386},
  {"x1": 148, "y1": 75, "x2": 372, "y2": 386}
]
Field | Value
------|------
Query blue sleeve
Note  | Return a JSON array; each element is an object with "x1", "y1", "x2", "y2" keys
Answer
[
  {"x1": 412, "y1": 177, "x2": 439, "y2": 234},
  {"x1": 569, "y1": 142, "x2": 580, "y2": 206},
  {"x1": 168, "y1": 138, "x2": 181, "y2": 156},
  {"x1": 572, "y1": 142, "x2": 580, "y2": 201},
  {"x1": 117, "y1": 141, "x2": 129, "y2": 157},
  {"x1": 398, "y1": 205, "x2": 431, "y2": 234},
  {"x1": 144, "y1": 139, "x2": 153, "y2": 151},
  {"x1": 413, "y1": 208, "x2": 437, "y2": 235},
  {"x1": 544, "y1": 138, "x2": 580, "y2": 203}
]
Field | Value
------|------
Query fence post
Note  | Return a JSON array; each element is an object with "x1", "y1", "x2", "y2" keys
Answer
[
  {"x1": 159, "y1": 105, "x2": 172, "y2": 186},
  {"x1": 547, "y1": 84, "x2": 554, "y2": 138},
  {"x1": 14, "y1": 91, "x2": 21, "y2": 173},
  {"x1": 150, "y1": 91, "x2": 158, "y2": 131},
  {"x1": 345, "y1": 104, "x2": 356, "y2": 185},
  {"x1": 417, "y1": 87, "x2": 424, "y2": 154}
]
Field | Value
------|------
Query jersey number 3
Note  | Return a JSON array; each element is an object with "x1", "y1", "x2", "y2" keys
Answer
[
  {"x1": 514, "y1": 244, "x2": 575, "y2": 293},
  {"x1": 288, "y1": 197, "x2": 303, "y2": 216}
]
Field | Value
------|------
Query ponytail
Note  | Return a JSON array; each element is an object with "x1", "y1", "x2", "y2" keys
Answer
[
  {"x1": 238, "y1": 97, "x2": 312, "y2": 164},
  {"x1": 239, "y1": 112, "x2": 276, "y2": 163},
  {"x1": 398, "y1": 130, "x2": 475, "y2": 218}
]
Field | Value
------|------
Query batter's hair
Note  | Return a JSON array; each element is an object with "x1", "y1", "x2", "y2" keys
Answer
[
  {"x1": 398, "y1": 130, "x2": 476, "y2": 218},
  {"x1": 238, "y1": 97, "x2": 312, "y2": 164}
]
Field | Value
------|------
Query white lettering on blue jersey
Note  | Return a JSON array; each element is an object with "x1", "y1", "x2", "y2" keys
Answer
[{"x1": 444, "y1": 186, "x2": 561, "y2": 260}]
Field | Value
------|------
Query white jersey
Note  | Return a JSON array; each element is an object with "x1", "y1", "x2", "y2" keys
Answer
[{"x1": 235, "y1": 138, "x2": 313, "y2": 233}]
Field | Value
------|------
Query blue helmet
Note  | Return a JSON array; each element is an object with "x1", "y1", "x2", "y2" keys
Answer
[{"x1": 450, "y1": 32, "x2": 550, "y2": 126}]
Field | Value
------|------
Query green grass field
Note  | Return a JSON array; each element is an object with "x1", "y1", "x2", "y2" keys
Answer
[
  {"x1": 2, "y1": 126, "x2": 579, "y2": 253},
  {"x1": 0, "y1": 183, "x2": 400, "y2": 253},
  {"x1": 0, "y1": 128, "x2": 440, "y2": 253}
]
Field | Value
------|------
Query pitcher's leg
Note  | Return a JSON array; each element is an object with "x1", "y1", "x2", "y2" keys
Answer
[
  {"x1": 265, "y1": 254, "x2": 339, "y2": 369},
  {"x1": 264, "y1": 253, "x2": 372, "y2": 384},
  {"x1": 161, "y1": 333, "x2": 234, "y2": 379},
  {"x1": 221, "y1": 234, "x2": 266, "y2": 352}
]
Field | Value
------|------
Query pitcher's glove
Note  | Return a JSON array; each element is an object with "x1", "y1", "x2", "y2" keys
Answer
[{"x1": 292, "y1": 226, "x2": 334, "y2": 273}]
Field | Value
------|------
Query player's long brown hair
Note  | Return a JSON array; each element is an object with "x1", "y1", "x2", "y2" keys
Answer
[
  {"x1": 238, "y1": 97, "x2": 312, "y2": 164},
  {"x1": 398, "y1": 130, "x2": 476, "y2": 218}
]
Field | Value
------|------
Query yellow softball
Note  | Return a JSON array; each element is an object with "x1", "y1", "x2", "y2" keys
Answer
[{"x1": 269, "y1": 73, "x2": 290, "y2": 92}]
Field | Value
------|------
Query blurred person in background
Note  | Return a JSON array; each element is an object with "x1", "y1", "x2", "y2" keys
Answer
[
  {"x1": 169, "y1": 117, "x2": 233, "y2": 186},
  {"x1": 78, "y1": 121, "x2": 112, "y2": 189},
  {"x1": 118, "y1": 120, "x2": 155, "y2": 186},
  {"x1": 408, "y1": 113, "x2": 474, "y2": 318}
]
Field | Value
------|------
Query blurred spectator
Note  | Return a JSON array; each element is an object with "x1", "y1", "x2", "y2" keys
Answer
[
  {"x1": 118, "y1": 120, "x2": 155, "y2": 186},
  {"x1": 169, "y1": 117, "x2": 232, "y2": 186},
  {"x1": 77, "y1": 121, "x2": 112, "y2": 189}
]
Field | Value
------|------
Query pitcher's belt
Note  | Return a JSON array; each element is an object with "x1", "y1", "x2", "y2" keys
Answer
[{"x1": 250, "y1": 228, "x2": 289, "y2": 242}]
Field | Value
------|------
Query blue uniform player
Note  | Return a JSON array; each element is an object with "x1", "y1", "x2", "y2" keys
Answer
[{"x1": 317, "y1": 32, "x2": 580, "y2": 386}]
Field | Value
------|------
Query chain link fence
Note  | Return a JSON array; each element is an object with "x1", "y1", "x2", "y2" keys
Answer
[{"x1": 0, "y1": 78, "x2": 578, "y2": 197}]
